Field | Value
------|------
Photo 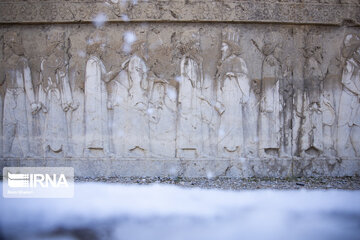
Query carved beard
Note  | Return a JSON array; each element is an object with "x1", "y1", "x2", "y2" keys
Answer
[
  {"x1": 46, "y1": 42, "x2": 63, "y2": 56},
  {"x1": 3, "y1": 46, "x2": 21, "y2": 67},
  {"x1": 86, "y1": 42, "x2": 103, "y2": 57},
  {"x1": 262, "y1": 43, "x2": 276, "y2": 56},
  {"x1": 12, "y1": 47, "x2": 24, "y2": 56},
  {"x1": 221, "y1": 48, "x2": 231, "y2": 61},
  {"x1": 353, "y1": 50, "x2": 360, "y2": 64},
  {"x1": 312, "y1": 51, "x2": 323, "y2": 64},
  {"x1": 5, "y1": 42, "x2": 24, "y2": 57},
  {"x1": 304, "y1": 47, "x2": 322, "y2": 63}
]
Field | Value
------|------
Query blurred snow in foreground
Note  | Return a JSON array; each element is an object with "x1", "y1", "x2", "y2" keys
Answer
[{"x1": 1, "y1": 183, "x2": 360, "y2": 240}]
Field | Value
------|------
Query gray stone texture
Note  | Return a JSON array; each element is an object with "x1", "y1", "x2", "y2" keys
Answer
[{"x1": 0, "y1": 0, "x2": 360, "y2": 177}]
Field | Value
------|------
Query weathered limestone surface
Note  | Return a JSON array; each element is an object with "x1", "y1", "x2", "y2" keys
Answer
[
  {"x1": 0, "y1": 0, "x2": 360, "y2": 177},
  {"x1": 0, "y1": 0, "x2": 359, "y2": 25}
]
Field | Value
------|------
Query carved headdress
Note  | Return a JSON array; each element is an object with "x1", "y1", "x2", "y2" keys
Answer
[
  {"x1": 304, "y1": 31, "x2": 323, "y2": 58},
  {"x1": 127, "y1": 40, "x2": 146, "y2": 56},
  {"x1": 178, "y1": 30, "x2": 200, "y2": 56},
  {"x1": 222, "y1": 30, "x2": 242, "y2": 55},
  {"x1": 4, "y1": 31, "x2": 21, "y2": 46},
  {"x1": 45, "y1": 30, "x2": 66, "y2": 57},
  {"x1": 47, "y1": 30, "x2": 65, "y2": 44},
  {"x1": 122, "y1": 30, "x2": 147, "y2": 58},
  {"x1": 86, "y1": 31, "x2": 107, "y2": 55}
]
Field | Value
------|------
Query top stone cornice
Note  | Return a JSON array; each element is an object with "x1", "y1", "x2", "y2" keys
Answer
[{"x1": 0, "y1": 0, "x2": 359, "y2": 25}]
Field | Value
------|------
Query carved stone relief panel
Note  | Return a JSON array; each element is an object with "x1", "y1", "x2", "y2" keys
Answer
[{"x1": 0, "y1": 24, "x2": 359, "y2": 163}]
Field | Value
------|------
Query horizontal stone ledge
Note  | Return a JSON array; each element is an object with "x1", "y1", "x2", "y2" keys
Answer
[
  {"x1": 0, "y1": 1, "x2": 359, "y2": 26},
  {"x1": 1, "y1": 157, "x2": 359, "y2": 178}
]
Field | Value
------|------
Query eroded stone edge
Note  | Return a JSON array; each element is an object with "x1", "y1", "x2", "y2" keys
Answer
[{"x1": 0, "y1": 1, "x2": 359, "y2": 26}]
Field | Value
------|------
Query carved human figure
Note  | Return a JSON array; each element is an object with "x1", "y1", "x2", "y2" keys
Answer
[
  {"x1": 301, "y1": 35, "x2": 324, "y2": 156},
  {"x1": 322, "y1": 94, "x2": 336, "y2": 156},
  {"x1": 84, "y1": 32, "x2": 118, "y2": 155},
  {"x1": 258, "y1": 31, "x2": 283, "y2": 157},
  {"x1": 108, "y1": 70, "x2": 130, "y2": 155},
  {"x1": 176, "y1": 30, "x2": 205, "y2": 158},
  {"x1": 216, "y1": 34, "x2": 250, "y2": 157},
  {"x1": 280, "y1": 57, "x2": 294, "y2": 156},
  {"x1": 337, "y1": 34, "x2": 360, "y2": 157},
  {"x1": 121, "y1": 41, "x2": 150, "y2": 155},
  {"x1": 322, "y1": 58, "x2": 340, "y2": 156},
  {"x1": 1, "y1": 32, "x2": 39, "y2": 157},
  {"x1": 37, "y1": 31, "x2": 76, "y2": 156},
  {"x1": 149, "y1": 82, "x2": 177, "y2": 157}
]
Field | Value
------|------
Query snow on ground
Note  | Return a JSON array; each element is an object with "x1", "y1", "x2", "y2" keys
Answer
[{"x1": 1, "y1": 183, "x2": 360, "y2": 240}]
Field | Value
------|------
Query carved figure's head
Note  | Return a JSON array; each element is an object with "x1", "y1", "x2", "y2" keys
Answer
[
  {"x1": 222, "y1": 30, "x2": 241, "y2": 58},
  {"x1": 344, "y1": 34, "x2": 359, "y2": 48},
  {"x1": 45, "y1": 30, "x2": 66, "y2": 55},
  {"x1": 354, "y1": 46, "x2": 360, "y2": 63},
  {"x1": 262, "y1": 31, "x2": 281, "y2": 56},
  {"x1": 47, "y1": 30, "x2": 65, "y2": 44},
  {"x1": 128, "y1": 40, "x2": 146, "y2": 56},
  {"x1": 304, "y1": 32, "x2": 323, "y2": 62},
  {"x1": 178, "y1": 30, "x2": 200, "y2": 55},
  {"x1": 86, "y1": 31, "x2": 106, "y2": 56},
  {"x1": 4, "y1": 31, "x2": 24, "y2": 56},
  {"x1": 342, "y1": 34, "x2": 360, "y2": 59}
]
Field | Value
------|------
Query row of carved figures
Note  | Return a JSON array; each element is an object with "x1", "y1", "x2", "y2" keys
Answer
[{"x1": 0, "y1": 30, "x2": 359, "y2": 158}]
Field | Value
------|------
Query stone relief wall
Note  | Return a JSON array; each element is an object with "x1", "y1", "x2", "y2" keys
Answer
[
  {"x1": 1, "y1": 24, "x2": 359, "y2": 159},
  {"x1": 0, "y1": 0, "x2": 359, "y2": 177}
]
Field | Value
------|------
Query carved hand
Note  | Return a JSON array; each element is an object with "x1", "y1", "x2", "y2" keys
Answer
[
  {"x1": 240, "y1": 95, "x2": 249, "y2": 104},
  {"x1": 31, "y1": 103, "x2": 41, "y2": 114},
  {"x1": 345, "y1": 61, "x2": 354, "y2": 73},
  {"x1": 62, "y1": 101, "x2": 74, "y2": 112},
  {"x1": 260, "y1": 99, "x2": 274, "y2": 113},
  {"x1": 226, "y1": 72, "x2": 236, "y2": 78},
  {"x1": 266, "y1": 57, "x2": 276, "y2": 67},
  {"x1": 38, "y1": 102, "x2": 48, "y2": 113},
  {"x1": 70, "y1": 101, "x2": 79, "y2": 111},
  {"x1": 214, "y1": 101, "x2": 225, "y2": 115},
  {"x1": 62, "y1": 103, "x2": 70, "y2": 112},
  {"x1": 42, "y1": 105, "x2": 48, "y2": 113},
  {"x1": 127, "y1": 93, "x2": 132, "y2": 101},
  {"x1": 107, "y1": 101, "x2": 114, "y2": 110},
  {"x1": 58, "y1": 70, "x2": 66, "y2": 79}
]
